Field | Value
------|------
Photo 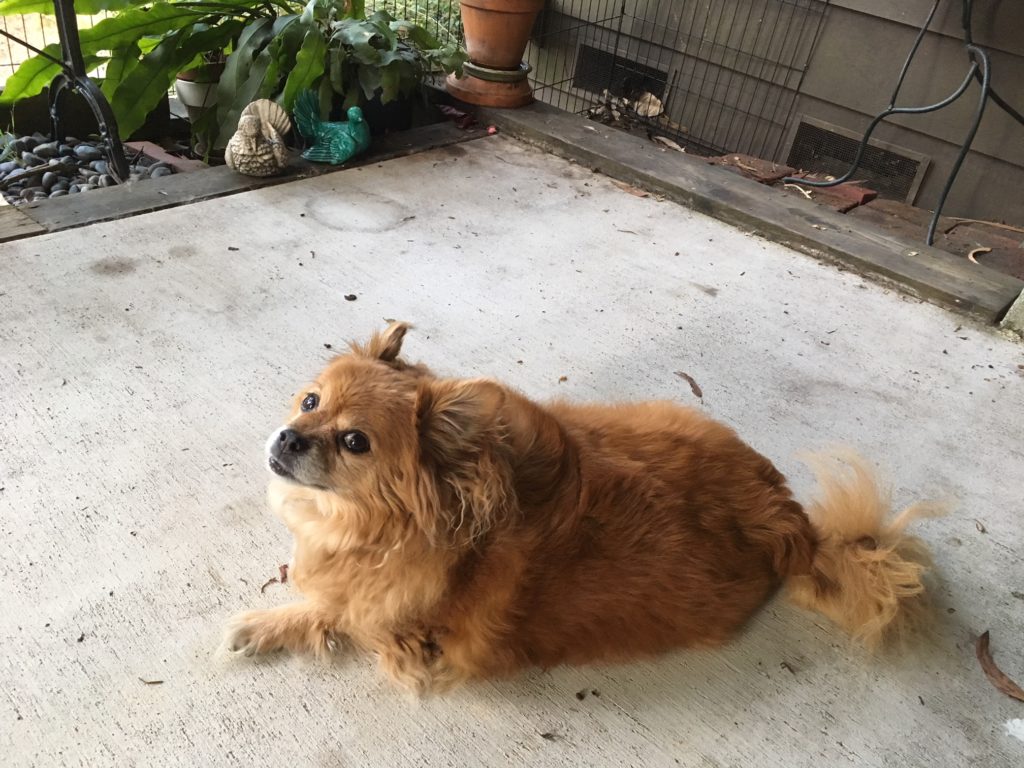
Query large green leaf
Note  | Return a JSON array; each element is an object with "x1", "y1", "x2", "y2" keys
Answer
[
  {"x1": 317, "y1": 72, "x2": 332, "y2": 118},
  {"x1": 0, "y1": 47, "x2": 110, "y2": 106},
  {"x1": 101, "y1": 43, "x2": 143, "y2": 101},
  {"x1": 327, "y1": 44, "x2": 345, "y2": 95},
  {"x1": 365, "y1": 9, "x2": 396, "y2": 29},
  {"x1": 250, "y1": 16, "x2": 299, "y2": 98},
  {"x1": 331, "y1": 20, "x2": 382, "y2": 63},
  {"x1": 298, "y1": 0, "x2": 317, "y2": 24},
  {"x1": 299, "y1": 0, "x2": 353, "y2": 24},
  {"x1": 112, "y1": 21, "x2": 242, "y2": 137},
  {"x1": 268, "y1": 15, "x2": 306, "y2": 72},
  {"x1": 80, "y1": 5, "x2": 207, "y2": 51},
  {"x1": 0, "y1": 43, "x2": 63, "y2": 105},
  {"x1": 356, "y1": 61, "x2": 381, "y2": 101},
  {"x1": 109, "y1": 29, "x2": 194, "y2": 138},
  {"x1": 389, "y1": 19, "x2": 441, "y2": 51},
  {"x1": 0, "y1": 0, "x2": 142, "y2": 14},
  {"x1": 211, "y1": 16, "x2": 277, "y2": 145},
  {"x1": 280, "y1": 25, "x2": 326, "y2": 111},
  {"x1": 0, "y1": 0, "x2": 278, "y2": 12},
  {"x1": 216, "y1": 17, "x2": 275, "y2": 96},
  {"x1": 0, "y1": 0, "x2": 206, "y2": 101},
  {"x1": 214, "y1": 40, "x2": 277, "y2": 148},
  {"x1": 427, "y1": 43, "x2": 467, "y2": 76},
  {"x1": 379, "y1": 62, "x2": 401, "y2": 103}
]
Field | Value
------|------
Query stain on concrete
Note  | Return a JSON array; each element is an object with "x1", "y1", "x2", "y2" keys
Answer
[
  {"x1": 305, "y1": 192, "x2": 411, "y2": 233},
  {"x1": 439, "y1": 143, "x2": 467, "y2": 158},
  {"x1": 692, "y1": 283, "x2": 720, "y2": 297},
  {"x1": 89, "y1": 257, "x2": 137, "y2": 276},
  {"x1": 167, "y1": 245, "x2": 197, "y2": 260}
]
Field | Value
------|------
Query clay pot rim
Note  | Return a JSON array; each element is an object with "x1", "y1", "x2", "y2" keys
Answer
[{"x1": 458, "y1": 0, "x2": 545, "y2": 12}]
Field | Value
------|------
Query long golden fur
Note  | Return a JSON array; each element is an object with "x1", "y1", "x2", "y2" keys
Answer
[{"x1": 224, "y1": 322, "x2": 938, "y2": 692}]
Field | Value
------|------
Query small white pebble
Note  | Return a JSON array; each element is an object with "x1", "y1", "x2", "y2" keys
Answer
[{"x1": 1006, "y1": 718, "x2": 1024, "y2": 743}]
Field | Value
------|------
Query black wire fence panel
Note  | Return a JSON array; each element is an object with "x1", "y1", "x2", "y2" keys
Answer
[
  {"x1": 371, "y1": 0, "x2": 463, "y2": 47},
  {"x1": 527, "y1": 0, "x2": 830, "y2": 159}
]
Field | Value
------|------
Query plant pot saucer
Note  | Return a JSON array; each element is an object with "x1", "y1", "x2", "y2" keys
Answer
[{"x1": 446, "y1": 64, "x2": 533, "y2": 109}]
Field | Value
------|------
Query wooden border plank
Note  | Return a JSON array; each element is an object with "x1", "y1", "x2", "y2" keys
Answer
[
  {"x1": 479, "y1": 102, "x2": 1024, "y2": 324},
  {"x1": 0, "y1": 205, "x2": 47, "y2": 243},
  {"x1": 18, "y1": 121, "x2": 485, "y2": 235}
]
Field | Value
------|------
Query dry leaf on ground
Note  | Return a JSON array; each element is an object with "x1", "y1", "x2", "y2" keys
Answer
[
  {"x1": 652, "y1": 135, "x2": 684, "y2": 152},
  {"x1": 674, "y1": 371, "x2": 703, "y2": 399},
  {"x1": 438, "y1": 105, "x2": 477, "y2": 130},
  {"x1": 612, "y1": 180, "x2": 650, "y2": 197},
  {"x1": 967, "y1": 247, "x2": 991, "y2": 265},
  {"x1": 634, "y1": 92, "x2": 664, "y2": 117},
  {"x1": 976, "y1": 630, "x2": 1024, "y2": 702}
]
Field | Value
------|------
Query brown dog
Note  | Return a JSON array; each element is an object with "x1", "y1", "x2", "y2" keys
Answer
[{"x1": 224, "y1": 322, "x2": 939, "y2": 692}]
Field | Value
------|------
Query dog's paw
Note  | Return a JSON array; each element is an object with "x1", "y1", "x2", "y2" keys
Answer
[
  {"x1": 221, "y1": 609, "x2": 278, "y2": 657},
  {"x1": 220, "y1": 605, "x2": 344, "y2": 658}
]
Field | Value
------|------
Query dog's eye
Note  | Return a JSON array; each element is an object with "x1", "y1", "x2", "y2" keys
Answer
[
  {"x1": 301, "y1": 393, "x2": 319, "y2": 412},
  {"x1": 339, "y1": 430, "x2": 370, "y2": 454}
]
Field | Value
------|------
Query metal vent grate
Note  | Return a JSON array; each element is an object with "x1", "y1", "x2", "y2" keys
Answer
[
  {"x1": 572, "y1": 44, "x2": 668, "y2": 100},
  {"x1": 786, "y1": 119, "x2": 927, "y2": 202}
]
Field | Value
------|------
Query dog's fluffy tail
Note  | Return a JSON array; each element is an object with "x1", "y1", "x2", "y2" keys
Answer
[{"x1": 786, "y1": 451, "x2": 944, "y2": 649}]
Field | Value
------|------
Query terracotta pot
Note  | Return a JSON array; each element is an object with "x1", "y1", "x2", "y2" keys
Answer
[
  {"x1": 460, "y1": 0, "x2": 545, "y2": 70},
  {"x1": 447, "y1": 0, "x2": 544, "y2": 108}
]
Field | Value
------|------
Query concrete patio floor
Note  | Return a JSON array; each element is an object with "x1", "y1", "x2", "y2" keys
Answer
[{"x1": 2, "y1": 135, "x2": 1022, "y2": 767}]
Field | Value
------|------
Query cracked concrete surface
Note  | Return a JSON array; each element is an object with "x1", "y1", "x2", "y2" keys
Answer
[{"x1": 1, "y1": 136, "x2": 1022, "y2": 767}]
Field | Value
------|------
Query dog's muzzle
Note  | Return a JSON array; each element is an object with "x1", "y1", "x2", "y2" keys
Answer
[{"x1": 267, "y1": 428, "x2": 309, "y2": 479}]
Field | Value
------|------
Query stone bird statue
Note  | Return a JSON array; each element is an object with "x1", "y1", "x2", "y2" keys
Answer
[
  {"x1": 224, "y1": 100, "x2": 292, "y2": 177},
  {"x1": 293, "y1": 90, "x2": 371, "y2": 165}
]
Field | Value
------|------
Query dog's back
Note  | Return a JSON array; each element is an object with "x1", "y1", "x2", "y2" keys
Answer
[{"x1": 470, "y1": 399, "x2": 816, "y2": 668}]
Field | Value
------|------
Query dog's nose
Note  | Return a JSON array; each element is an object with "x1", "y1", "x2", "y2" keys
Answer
[{"x1": 277, "y1": 428, "x2": 309, "y2": 455}]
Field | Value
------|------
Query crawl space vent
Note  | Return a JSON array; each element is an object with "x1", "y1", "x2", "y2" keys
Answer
[
  {"x1": 786, "y1": 119, "x2": 927, "y2": 202},
  {"x1": 572, "y1": 44, "x2": 668, "y2": 100}
]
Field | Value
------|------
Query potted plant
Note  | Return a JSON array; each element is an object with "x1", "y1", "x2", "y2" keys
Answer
[
  {"x1": 0, "y1": 0, "x2": 465, "y2": 152},
  {"x1": 204, "y1": 3, "x2": 466, "y2": 147},
  {"x1": 175, "y1": 52, "x2": 228, "y2": 124},
  {"x1": 446, "y1": 0, "x2": 545, "y2": 108}
]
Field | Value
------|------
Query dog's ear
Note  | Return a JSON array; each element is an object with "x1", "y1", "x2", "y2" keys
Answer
[
  {"x1": 412, "y1": 378, "x2": 514, "y2": 543},
  {"x1": 351, "y1": 321, "x2": 410, "y2": 363},
  {"x1": 417, "y1": 378, "x2": 501, "y2": 460}
]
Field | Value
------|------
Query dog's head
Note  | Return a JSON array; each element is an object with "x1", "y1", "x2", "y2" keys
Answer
[{"x1": 266, "y1": 322, "x2": 515, "y2": 545}]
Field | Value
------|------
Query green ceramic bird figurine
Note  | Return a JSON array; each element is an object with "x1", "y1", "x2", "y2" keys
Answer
[{"x1": 293, "y1": 90, "x2": 371, "y2": 165}]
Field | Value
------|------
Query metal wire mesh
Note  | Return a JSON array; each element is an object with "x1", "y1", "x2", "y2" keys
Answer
[
  {"x1": 368, "y1": 0, "x2": 463, "y2": 46},
  {"x1": 0, "y1": 13, "x2": 113, "y2": 87},
  {"x1": 527, "y1": 0, "x2": 830, "y2": 159},
  {"x1": 2, "y1": 14, "x2": 59, "y2": 86}
]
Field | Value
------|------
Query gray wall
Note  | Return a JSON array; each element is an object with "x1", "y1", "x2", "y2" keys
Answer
[
  {"x1": 796, "y1": 0, "x2": 1024, "y2": 223},
  {"x1": 531, "y1": 0, "x2": 1024, "y2": 224}
]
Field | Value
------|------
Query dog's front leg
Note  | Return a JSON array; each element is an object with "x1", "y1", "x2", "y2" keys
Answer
[{"x1": 223, "y1": 602, "x2": 342, "y2": 658}]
